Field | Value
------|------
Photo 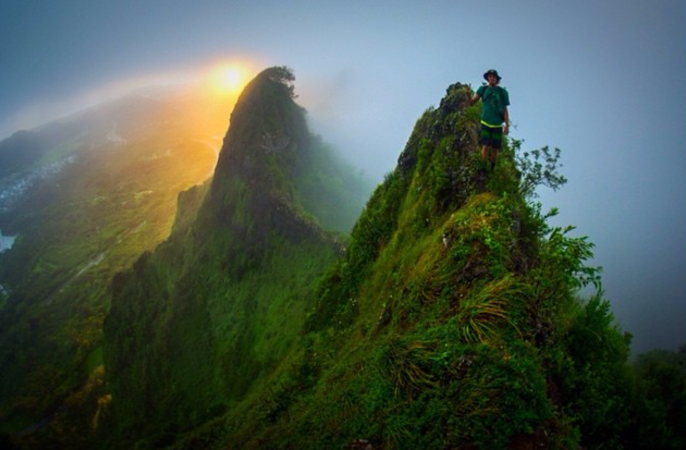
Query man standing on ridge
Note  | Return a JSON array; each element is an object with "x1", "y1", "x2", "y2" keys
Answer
[{"x1": 467, "y1": 69, "x2": 510, "y2": 173}]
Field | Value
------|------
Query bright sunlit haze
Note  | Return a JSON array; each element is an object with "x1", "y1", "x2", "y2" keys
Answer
[
  {"x1": 209, "y1": 63, "x2": 251, "y2": 96},
  {"x1": 0, "y1": 61, "x2": 260, "y2": 140}
]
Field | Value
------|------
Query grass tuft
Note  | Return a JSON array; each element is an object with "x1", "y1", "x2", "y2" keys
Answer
[{"x1": 454, "y1": 274, "x2": 524, "y2": 344}]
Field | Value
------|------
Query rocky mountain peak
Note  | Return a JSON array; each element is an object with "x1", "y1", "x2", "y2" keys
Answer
[{"x1": 212, "y1": 66, "x2": 308, "y2": 188}]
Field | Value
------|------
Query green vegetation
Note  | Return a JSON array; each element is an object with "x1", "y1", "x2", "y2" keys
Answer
[
  {"x1": 628, "y1": 346, "x2": 686, "y2": 448},
  {"x1": 2, "y1": 72, "x2": 684, "y2": 450},
  {"x1": 201, "y1": 83, "x2": 576, "y2": 449}
]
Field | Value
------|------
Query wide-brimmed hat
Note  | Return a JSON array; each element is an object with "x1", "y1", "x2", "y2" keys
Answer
[{"x1": 483, "y1": 69, "x2": 502, "y2": 81}]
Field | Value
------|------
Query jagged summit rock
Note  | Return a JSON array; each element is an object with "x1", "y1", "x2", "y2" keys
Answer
[
  {"x1": 213, "y1": 66, "x2": 307, "y2": 183},
  {"x1": 200, "y1": 66, "x2": 346, "y2": 248},
  {"x1": 397, "y1": 82, "x2": 473, "y2": 174}
]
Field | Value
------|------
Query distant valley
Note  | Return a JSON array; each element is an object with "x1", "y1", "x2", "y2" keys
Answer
[{"x1": 0, "y1": 82, "x2": 234, "y2": 436}]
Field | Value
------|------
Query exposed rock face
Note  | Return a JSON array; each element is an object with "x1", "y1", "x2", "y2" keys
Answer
[{"x1": 202, "y1": 66, "x2": 332, "y2": 253}]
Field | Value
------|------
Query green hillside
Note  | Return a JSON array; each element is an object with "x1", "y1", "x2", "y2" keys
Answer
[
  {"x1": 111, "y1": 79, "x2": 682, "y2": 450},
  {"x1": 164, "y1": 82, "x2": 610, "y2": 449}
]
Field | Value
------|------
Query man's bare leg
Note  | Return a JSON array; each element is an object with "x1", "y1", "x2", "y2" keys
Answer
[
  {"x1": 481, "y1": 146, "x2": 497, "y2": 172},
  {"x1": 481, "y1": 145, "x2": 489, "y2": 167}
]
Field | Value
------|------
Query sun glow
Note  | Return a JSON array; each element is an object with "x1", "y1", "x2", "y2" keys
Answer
[{"x1": 210, "y1": 64, "x2": 248, "y2": 95}]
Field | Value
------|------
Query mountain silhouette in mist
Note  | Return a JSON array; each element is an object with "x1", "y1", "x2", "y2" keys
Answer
[{"x1": 103, "y1": 67, "x2": 372, "y2": 445}]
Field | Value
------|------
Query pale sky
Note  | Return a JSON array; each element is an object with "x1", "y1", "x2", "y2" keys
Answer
[{"x1": 1, "y1": 0, "x2": 684, "y2": 354}]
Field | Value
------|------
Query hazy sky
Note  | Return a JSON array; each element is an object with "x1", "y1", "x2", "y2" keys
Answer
[{"x1": 1, "y1": 0, "x2": 684, "y2": 354}]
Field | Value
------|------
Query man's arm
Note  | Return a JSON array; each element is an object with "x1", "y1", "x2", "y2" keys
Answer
[
  {"x1": 468, "y1": 93, "x2": 481, "y2": 106},
  {"x1": 466, "y1": 84, "x2": 480, "y2": 106},
  {"x1": 503, "y1": 106, "x2": 509, "y2": 135}
]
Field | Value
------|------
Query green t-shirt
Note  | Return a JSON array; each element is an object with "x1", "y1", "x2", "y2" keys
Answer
[{"x1": 477, "y1": 85, "x2": 510, "y2": 128}]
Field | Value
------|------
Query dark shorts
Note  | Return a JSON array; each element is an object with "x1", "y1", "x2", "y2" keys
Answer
[{"x1": 479, "y1": 124, "x2": 503, "y2": 149}]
